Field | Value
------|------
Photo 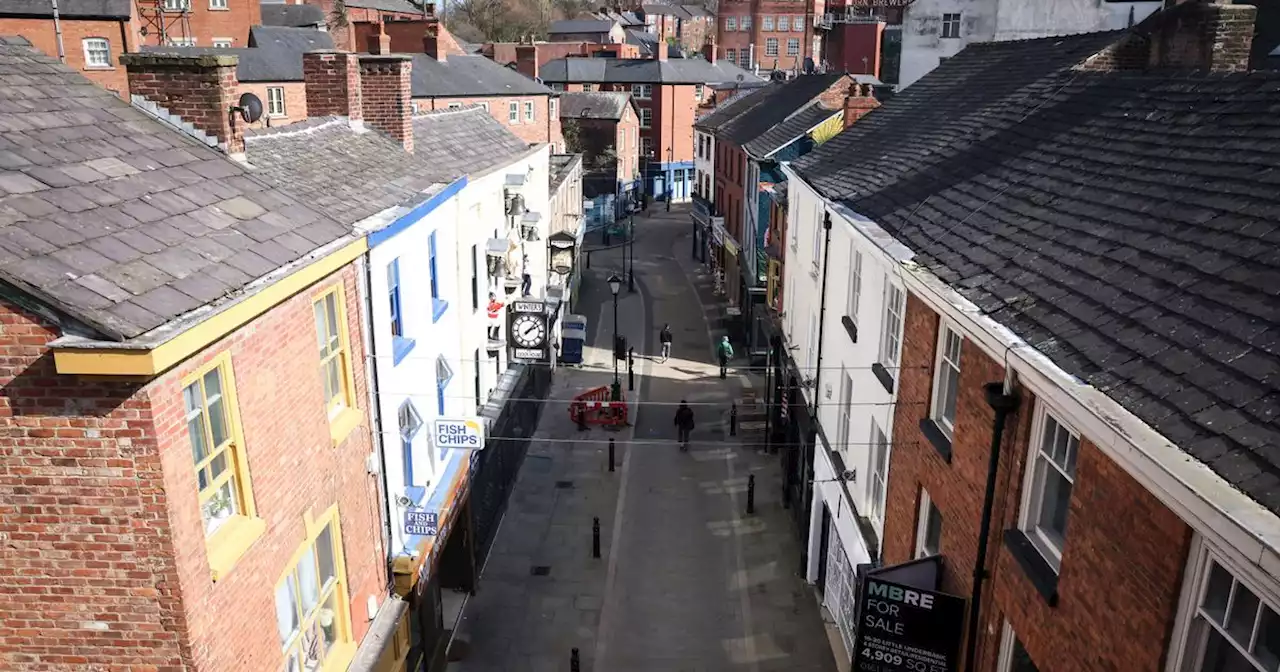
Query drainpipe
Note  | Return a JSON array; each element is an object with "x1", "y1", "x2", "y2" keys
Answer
[
  {"x1": 357, "y1": 253, "x2": 396, "y2": 588},
  {"x1": 810, "y1": 210, "x2": 832, "y2": 419},
  {"x1": 50, "y1": 0, "x2": 66, "y2": 63},
  {"x1": 962, "y1": 375, "x2": 1021, "y2": 672}
]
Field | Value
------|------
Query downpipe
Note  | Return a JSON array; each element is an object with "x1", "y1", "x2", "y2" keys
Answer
[
  {"x1": 357, "y1": 254, "x2": 395, "y2": 589},
  {"x1": 811, "y1": 211, "x2": 833, "y2": 420},
  {"x1": 963, "y1": 376, "x2": 1021, "y2": 672}
]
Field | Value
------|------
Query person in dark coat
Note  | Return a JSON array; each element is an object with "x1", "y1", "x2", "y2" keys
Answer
[
  {"x1": 674, "y1": 400, "x2": 695, "y2": 449},
  {"x1": 659, "y1": 323, "x2": 673, "y2": 362}
]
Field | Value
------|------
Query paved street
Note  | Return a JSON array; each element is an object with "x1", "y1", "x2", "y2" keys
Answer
[{"x1": 450, "y1": 206, "x2": 836, "y2": 672}]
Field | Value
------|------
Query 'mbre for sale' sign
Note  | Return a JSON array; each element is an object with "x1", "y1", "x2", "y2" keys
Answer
[{"x1": 852, "y1": 577, "x2": 966, "y2": 672}]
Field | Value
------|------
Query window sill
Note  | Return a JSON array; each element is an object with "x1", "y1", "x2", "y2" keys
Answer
[
  {"x1": 392, "y1": 336, "x2": 417, "y2": 365},
  {"x1": 918, "y1": 418, "x2": 952, "y2": 463},
  {"x1": 329, "y1": 407, "x2": 363, "y2": 446},
  {"x1": 432, "y1": 299, "x2": 449, "y2": 323},
  {"x1": 207, "y1": 515, "x2": 266, "y2": 582},
  {"x1": 84, "y1": 65, "x2": 116, "y2": 71},
  {"x1": 841, "y1": 315, "x2": 857, "y2": 343},
  {"x1": 322, "y1": 640, "x2": 357, "y2": 672},
  {"x1": 871, "y1": 362, "x2": 895, "y2": 394},
  {"x1": 1002, "y1": 530, "x2": 1060, "y2": 606}
]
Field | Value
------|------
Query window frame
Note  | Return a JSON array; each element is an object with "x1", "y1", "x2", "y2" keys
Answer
[
  {"x1": 1173, "y1": 542, "x2": 1280, "y2": 672},
  {"x1": 726, "y1": 16, "x2": 737, "y2": 31},
  {"x1": 846, "y1": 247, "x2": 862, "y2": 325},
  {"x1": 878, "y1": 280, "x2": 905, "y2": 372},
  {"x1": 836, "y1": 367, "x2": 853, "y2": 455},
  {"x1": 794, "y1": 15, "x2": 805, "y2": 31},
  {"x1": 930, "y1": 323, "x2": 962, "y2": 439},
  {"x1": 762, "y1": 15, "x2": 775, "y2": 31},
  {"x1": 1017, "y1": 401, "x2": 1081, "y2": 572},
  {"x1": 868, "y1": 420, "x2": 890, "y2": 527},
  {"x1": 398, "y1": 400, "x2": 424, "y2": 500},
  {"x1": 82, "y1": 37, "x2": 111, "y2": 68},
  {"x1": 765, "y1": 37, "x2": 779, "y2": 57},
  {"x1": 778, "y1": 15, "x2": 790, "y2": 31},
  {"x1": 429, "y1": 230, "x2": 448, "y2": 322},
  {"x1": 941, "y1": 12, "x2": 962, "y2": 38},
  {"x1": 741, "y1": 15, "x2": 751, "y2": 31},
  {"x1": 183, "y1": 353, "x2": 256, "y2": 533},
  {"x1": 915, "y1": 487, "x2": 942, "y2": 558},
  {"x1": 436, "y1": 355, "x2": 454, "y2": 417},
  {"x1": 787, "y1": 38, "x2": 801, "y2": 56},
  {"x1": 266, "y1": 86, "x2": 286, "y2": 117},
  {"x1": 209, "y1": 0, "x2": 228, "y2": 8},
  {"x1": 163, "y1": 0, "x2": 190, "y2": 10},
  {"x1": 508, "y1": 101, "x2": 519, "y2": 123},
  {"x1": 212, "y1": 38, "x2": 233, "y2": 48},
  {"x1": 726, "y1": 48, "x2": 737, "y2": 64},
  {"x1": 313, "y1": 284, "x2": 360, "y2": 442},
  {"x1": 640, "y1": 108, "x2": 652, "y2": 128},
  {"x1": 273, "y1": 505, "x2": 355, "y2": 672},
  {"x1": 524, "y1": 100, "x2": 535, "y2": 122}
]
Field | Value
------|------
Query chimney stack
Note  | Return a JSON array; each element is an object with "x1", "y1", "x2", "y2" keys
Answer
[
  {"x1": 1150, "y1": 0, "x2": 1255, "y2": 72},
  {"x1": 842, "y1": 83, "x2": 879, "y2": 129},
  {"x1": 424, "y1": 21, "x2": 467, "y2": 62},
  {"x1": 359, "y1": 54, "x2": 414, "y2": 152},
  {"x1": 368, "y1": 22, "x2": 393, "y2": 55},
  {"x1": 303, "y1": 50, "x2": 363, "y2": 122},
  {"x1": 515, "y1": 44, "x2": 539, "y2": 79},
  {"x1": 702, "y1": 38, "x2": 716, "y2": 64},
  {"x1": 656, "y1": 38, "x2": 668, "y2": 61},
  {"x1": 120, "y1": 53, "x2": 245, "y2": 156}
]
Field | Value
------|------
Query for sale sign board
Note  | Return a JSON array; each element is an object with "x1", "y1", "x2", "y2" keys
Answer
[{"x1": 852, "y1": 577, "x2": 966, "y2": 672}]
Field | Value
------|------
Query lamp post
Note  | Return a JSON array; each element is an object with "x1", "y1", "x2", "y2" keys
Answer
[
  {"x1": 608, "y1": 273, "x2": 622, "y2": 400},
  {"x1": 627, "y1": 215, "x2": 635, "y2": 293}
]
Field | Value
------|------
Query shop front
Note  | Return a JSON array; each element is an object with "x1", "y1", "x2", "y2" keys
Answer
[{"x1": 690, "y1": 194, "x2": 714, "y2": 264}]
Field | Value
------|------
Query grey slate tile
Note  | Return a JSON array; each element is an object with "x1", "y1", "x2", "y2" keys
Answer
[{"x1": 98, "y1": 259, "x2": 173, "y2": 295}]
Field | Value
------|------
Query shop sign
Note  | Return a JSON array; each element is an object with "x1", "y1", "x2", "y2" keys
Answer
[
  {"x1": 852, "y1": 577, "x2": 966, "y2": 672},
  {"x1": 404, "y1": 510, "x2": 438, "y2": 537},
  {"x1": 433, "y1": 418, "x2": 485, "y2": 451},
  {"x1": 712, "y1": 220, "x2": 726, "y2": 246},
  {"x1": 507, "y1": 300, "x2": 549, "y2": 362}
]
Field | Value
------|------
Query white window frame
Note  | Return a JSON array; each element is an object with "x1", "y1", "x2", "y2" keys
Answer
[
  {"x1": 995, "y1": 622, "x2": 1035, "y2": 672},
  {"x1": 741, "y1": 15, "x2": 751, "y2": 31},
  {"x1": 168, "y1": 37, "x2": 196, "y2": 47},
  {"x1": 163, "y1": 0, "x2": 190, "y2": 10},
  {"x1": 212, "y1": 38, "x2": 233, "y2": 48},
  {"x1": 641, "y1": 136, "x2": 653, "y2": 158},
  {"x1": 209, "y1": 0, "x2": 228, "y2": 8},
  {"x1": 762, "y1": 15, "x2": 775, "y2": 31},
  {"x1": 765, "y1": 38, "x2": 779, "y2": 57},
  {"x1": 640, "y1": 108, "x2": 652, "y2": 128},
  {"x1": 941, "y1": 12, "x2": 962, "y2": 39},
  {"x1": 868, "y1": 420, "x2": 889, "y2": 527},
  {"x1": 787, "y1": 38, "x2": 800, "y2": 56},
  {"x1": 930, "y1": 323, "x2": 962, "y2": 439},
  {"x1": 846, "y1": 247, "x2": 862, "y2": 324},
  {"x1": 914, "y1": 488, "x2": 941, "y2": 558},
  {"x1": 726, "y1": 16, "x2": 737, "y2": 32},
  {"x1": 82, "y1": 38, "x2": 111, "y2": 68},
  {"x1": 1017, "y1": 401, "x2": 1080, "y2": 572},
  {"x1": 1171, "y1": 540, "x2": 1280, "y2": 672},
  {"x1": 508, "y1": 101, "x2": 520, "y2": 123},
  {"x1": 478, "y1": 102, "x2": 490, "y2": 112},
  {"x1": 266, "y1": 86, "x2": 286, "y2": 117},
  {"x1": 631, "y1": 84, "x2": 652, "y2": 100},
  {"x1": 447, "y1": 102, "x2": 463, "y2": 109},
  {"x1": 550, "y1": 98, "x2": 558, "y2": 119},
  {"x1": 836, "y1": 368, "x2": 853, "y2": 455},
  {"x1": 739, "y1": 50, "x2": 751, "y2": 68},
  {"x1": 524, "y1": 100, "x2": 535, "y2": 122},
  {"x1": 726, "y1": 48, "x2": 737, "y2": 64},
  {"x1": 794, "y1": 15, "x2": 805, "y2": 32},
  {"x1": 778, "y1": 15, "x2": 790, "y2": 31},
  {"x1": 878, "y1": 281, "x2": 905, "y2": 372},
  {"x1": 810, "y1": 209, "x2": 822, "y2": 275}
]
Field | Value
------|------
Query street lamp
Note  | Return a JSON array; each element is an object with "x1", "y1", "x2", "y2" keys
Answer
[
  {"x1": 608, "y1": 273, "x2": 622, "y2": 400},
  {"x1": 627, "y1": 215, "x2": 635, "y2": 293}
]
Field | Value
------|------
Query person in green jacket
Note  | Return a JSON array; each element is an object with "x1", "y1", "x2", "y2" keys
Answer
[{"x1": 716, "y1": 336, "x2": 734, "y2": 379}]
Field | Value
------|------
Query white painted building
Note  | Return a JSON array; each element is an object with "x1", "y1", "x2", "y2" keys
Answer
[
  {"x1": 695, "y1": 127, "x2": 714, "y2": 198},
  {"x1": 897, "y1": 0, "x2": 1161, "y2": 89},
  {"x1": 781, "y1": 169, "x2": 916, "y2": 657}
]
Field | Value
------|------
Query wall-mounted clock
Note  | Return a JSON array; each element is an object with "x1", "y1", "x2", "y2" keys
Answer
[{"x1": 511, "y1": 313, "x2": 547, "y2": 349}]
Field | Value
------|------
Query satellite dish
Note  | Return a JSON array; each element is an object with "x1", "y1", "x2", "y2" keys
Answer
[{"x1": 233, "y1": 92, "x2": 263, "y2": 123}]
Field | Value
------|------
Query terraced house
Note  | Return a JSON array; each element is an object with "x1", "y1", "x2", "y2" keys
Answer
[{"x1": 776, "y1": 2, "x2": 1280, "y2": 669}]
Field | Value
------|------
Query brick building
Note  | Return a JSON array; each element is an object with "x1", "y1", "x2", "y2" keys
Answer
[
  {"x1": 539, "y1": 42, "x2": 762, "y2": 201},
  {"x1": 0, "y1": 1, "x2": 135, "y2": 96},
  {"x1": 0, "y1": 45, "x2": 385, "y2": 671},
  {"x1": 777, "y1": 3, "x2": 1280, "y2": 669},
  {"x1": 484, "y1": 40, "x2": 642, "y2": 79},
  {"x1": 714, "y1": 0, "x2": 822, "y2": 73},
  {"x1": 558, "y1": 91, "x2": 642, "y2": 204}
]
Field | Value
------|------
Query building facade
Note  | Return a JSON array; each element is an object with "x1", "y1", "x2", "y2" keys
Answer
[{"x1": 714, "y1": 0, "x2": 823, "y2": 73}]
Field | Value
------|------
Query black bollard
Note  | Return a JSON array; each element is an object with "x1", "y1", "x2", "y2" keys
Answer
[
  {"x1": 730, "y1": 402, "x2": 738, "y2": 437},
  {"x1": 575, "y1": 402, "x2": 588, "y2": 432},
  {"x1": 592, "y1": 517, "x2": 601, "y2": 559},
  {"x1": 747, "y1": 474, "x2": 756, "y2": 515},
  {"x1": 585, "y1": 251, "x2": 591, "y2": 269},
  {"x1": 608, "y1": 438, "x2": 615, "y2": 473},
  {"x1": 627, "y1": 348, "x2": 635, "y2": 391},
  {"x1": 571, "y1": 648, "x2": 581, "y2": 672}
]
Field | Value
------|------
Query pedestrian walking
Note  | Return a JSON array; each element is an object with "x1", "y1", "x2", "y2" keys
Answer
[
  {"x1": 674, "y1": 400, "x2": 695, "y2": 450},
  {"x1": 716, "y1": 336, "x2": 734, "y2": 379},
  {"x1": 659, "y1": 323, "x2": 673, "y2": 362}
]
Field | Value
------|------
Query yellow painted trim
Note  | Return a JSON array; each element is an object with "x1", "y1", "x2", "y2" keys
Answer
[
  {"x1": 53, "y1": 238, "x2": 369, "y2": 377},
  {"x1": 208, "y1": 516, "x2": 266, "y2": 582},
  {"x1": 274, "y1": 503, "x2": 356, "y2": 670},
  {"x1": 313, "y1": 282, "x2": 361, "y2": 428},
  {"x1": 330, "y1": 407, "x2": 364, "y2": 447},
  {"x1": 184, "y1": 352, "x2": 258, "y2": 520}
]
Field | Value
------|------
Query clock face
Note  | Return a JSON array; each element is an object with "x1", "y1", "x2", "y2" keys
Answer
[{"x1": 511, "y1": 314, "x2": 547, "y2": 348}]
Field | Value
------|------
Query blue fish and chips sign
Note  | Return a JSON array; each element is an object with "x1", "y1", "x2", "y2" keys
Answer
[
  {"x1": 433, "y1": 417, "x2": 485, "y2": 451},
  {"x1": 404, "y1": 510, "x2": 438, "y2": 537}
]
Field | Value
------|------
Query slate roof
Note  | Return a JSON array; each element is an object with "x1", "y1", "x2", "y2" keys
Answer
[
  {"x1": 717, "y1": 73, "x2": 845, "y2": 145},
  {"x1": 245, "y1": 107, "x2": 530, "y2": 226},
  {"x1": 1, "y1": 0, "x2": 130, "y2": 18},
  {"x1": 410, "y1": 54, "x2": 553, "y2": 97},
  {"x1": 344, "y1": 0, "x2": 421, "y2": 12},
  {"x1": 0, "y1": 43, "x2": 353, "y2": 342},
  {"x1": 626, "y1": 29, "x2": 658, "y2": 56},
  {"x1": 694, "y1": 82, "x2": 775, "y2": 131},
  {"x1": 260, "y1": 3, "x2": 326, "y2": 27},
  {"x1": 642, "y1": 4, "x2": 692, "y2": 19},
  {"x1": 559, "y1": 91, "x2": 632, "y2": 120},
  {"x1": 140, "y1": 45, "x2": 312, "y2": 82},
  {"x1": 539, "y1": 56, "x2": 761, "y2": 85},
  {"x1": 793, "y1": 31, "x2": 1280, "y2": 513},
  {"x1": 248, "y1": 26, "x2": 335, "y2": 52},
  {"x1": 682, "y1": 5, "x2": 712, "y2": 18},
  {"x1": 550, "y1": 19, "x2": 618, "y2": 34},
  {"x1": 743, "y1": 102, "x2": 837, "y2": 158},
  {"x1": 549, "y1": 154, "x2": 582, "y2": 195}
]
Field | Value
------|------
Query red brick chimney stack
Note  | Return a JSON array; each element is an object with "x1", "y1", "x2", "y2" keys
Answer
[
  {"x1": 119, "y1": 53, "x2": 245, "y2": 155},
  {"x1": 702, "y1": 38, "x2": 716, "y2": 64},
  {"x1": 1079, "y1": 0, "x2": 1257, "y2": 72},
  {"x1": 359, "y1": 54, "x2": 414, "y2": 153},
  {"x1": 656, "y1": 38, "x2": 668, "y2": 61},
  {"x1": 368, "y1": 22, "x2": 393, "y2": 55},
  {"x1": 303, "y1": 50, "x2": 364, "y2": 122},
  {"x1": 842, "y1": 83, "x2": 879, "y2": 129}
]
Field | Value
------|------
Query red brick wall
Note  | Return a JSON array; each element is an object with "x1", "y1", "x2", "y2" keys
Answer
[
  {"x1": 650, "y1": 83, "x2": 696, "y2": 165},
  {"x1": 884, "y1": 292, "x2": 1192, "y2": 671},
  {"x1": 715, "y1": 0, "x2": 817, "y2": 70},
  {"x1": 238, "y1": 82, "x2": 308, "y2": 126},
  {"x1": 0, "y1": 302, "x2": 191, "y2": 671},
  {"x1": 415, "y1": 95, "x2": 558, "y2": 145},
  {"x1": 616, "y1": 106, "x2": 639, "y2": 183},
  {"x1": 124, "y1": 53, "x2": 243, "y2": 153},
  {"x1": 180, "y1": 0, "x2": 261, "y2": 47},
  {"x1": 148, "y1": 265, "x2": 384, "y2": 672},
  {"x1": 0, "y1": 265, "x2": 385, "y2": 672},
  {"x1": 360, "y1": 56, "x2": 414, "y2": 152},
  {"x1": 0, "y1": 17, "x2": 134, "y2": 97}
]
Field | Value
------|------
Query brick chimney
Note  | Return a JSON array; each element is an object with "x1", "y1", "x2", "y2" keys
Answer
[
  {"x1": 359, "y1": 54, "x2": 414, "y2": 152},
  {"x1": 424, "y1": 20, "x2": 467, "y2": 62},
  {"x1": 702, "y1": 38, "x2": 716, "y2": 64},
  {"x1": 367, "y1": 22, "x2": 393, "y2": 55},
  {"x1": 842, "y1": 83, "x2": 879, "y2": 129},
  {"x1": 1078, "y1": 0, "x2": 1256, "y2": 73},
  {"x1": 515, "y1": 44, "x2": 539, "y2": 79},
  {"x1": 119, "y1": 53, "x2": 245, "y2": 156},
  {"x1": 656, "y1": 38, "x2": 668, "y2": 61},
  {"x1": 303, "y1": 50, "x2": 363, "y2": 122}
]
